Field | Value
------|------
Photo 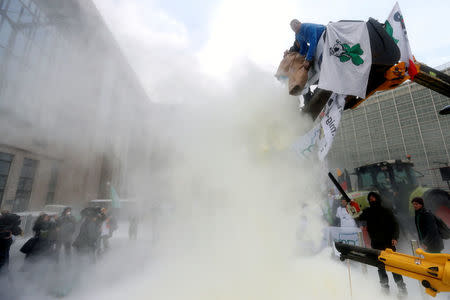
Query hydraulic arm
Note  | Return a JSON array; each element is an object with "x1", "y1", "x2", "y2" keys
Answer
[{"x1": 413, "y1": 62, "x2": 450, "y2": 98}]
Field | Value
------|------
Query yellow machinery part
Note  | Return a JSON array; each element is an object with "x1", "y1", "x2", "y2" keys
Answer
[{"x1": 379, "y1": 248, "x2": 450, "y2": 297}]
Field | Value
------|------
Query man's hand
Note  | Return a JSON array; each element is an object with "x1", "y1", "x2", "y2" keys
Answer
[{"x1": 392, "y1": 239, "x2": 398, "y2": 247}]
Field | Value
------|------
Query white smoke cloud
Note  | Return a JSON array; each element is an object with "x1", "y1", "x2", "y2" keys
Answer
[
  {"x1": 4, "y1": 1, "x2": 432, "y2": 299},
  {"x1": 58, "y1": 2, "x2": 391, "y2": 298},
  {"x1": 64, "y1": 59, "x2": 390, "y2": 300},
  {"x1": 197, "y1": 0, "x2": 299, "y2": 76}
]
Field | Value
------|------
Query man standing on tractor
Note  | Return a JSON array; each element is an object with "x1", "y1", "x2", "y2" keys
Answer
[
  {"x1": 276, "y1": 19, "x2": 326, "y2": 95},
  {"x1": 289, "y1": 19, "x2": 326, "y2": 71}
]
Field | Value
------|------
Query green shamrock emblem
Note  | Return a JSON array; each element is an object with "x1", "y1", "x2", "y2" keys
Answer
[{"x1": 329, "y1": 40, "x2": 365, "y2": 66}]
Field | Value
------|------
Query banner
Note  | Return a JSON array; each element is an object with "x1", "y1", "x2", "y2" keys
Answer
[
  {"x1": 328, "y1": 226, "x2": 362, "y2": 256},
  {"x1": 292, "y1": 93, "x2": 345, "y2": 161},
  {"x1": 317, "y1": 93, "x2": 345, "y2": 160},
  {"x1": 292, "y1": 123, "x2": 321, "y2": 159},
  {"x1": 385, "y1": 2, "x2": 418, "y2": 78},
  {"x1": 318, "y1": 21, "x2": 372, "y2": 98}
]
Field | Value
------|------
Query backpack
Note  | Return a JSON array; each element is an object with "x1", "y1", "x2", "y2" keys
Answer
[
  {"x1": 20, "y1": 236, "x2": 38, "y2": 254},
  {"x1": 434, "y1": 215, "x2": 450, "y2": 240}
]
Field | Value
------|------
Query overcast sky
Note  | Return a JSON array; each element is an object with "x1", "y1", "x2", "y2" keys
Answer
[{"x1": 93, "y1": 0, "x2": 450, "y2": 100}]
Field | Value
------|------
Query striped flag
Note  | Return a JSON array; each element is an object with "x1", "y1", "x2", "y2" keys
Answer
[{"x1": 385, "y1": 2, "x2": 418, "y2": 78}]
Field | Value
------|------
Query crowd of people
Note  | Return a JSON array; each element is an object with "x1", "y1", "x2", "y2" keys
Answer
[{"x1": 0, "y1": 206, "x2": 119, "y2": 276}]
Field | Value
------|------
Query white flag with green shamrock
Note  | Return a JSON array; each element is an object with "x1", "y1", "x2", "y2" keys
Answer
[{"x1": 318, "y1": 21, "x2": 372, "y2": 98}]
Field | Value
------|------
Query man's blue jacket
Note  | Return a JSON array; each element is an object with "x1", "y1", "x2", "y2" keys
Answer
[{"x1": 295, "y1": 23, "x2": 326, "y2": 62}]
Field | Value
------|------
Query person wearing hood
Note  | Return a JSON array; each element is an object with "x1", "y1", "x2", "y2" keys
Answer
[
  {"x1": 412, "y1": 197, "x2": 444, "y2": 253},
  {"x1": 357, "y1": 192, "x2": 407, "y2": 295}
]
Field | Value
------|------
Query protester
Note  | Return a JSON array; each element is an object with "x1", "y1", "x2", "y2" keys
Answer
[
  {"x1": 56, "y1": 207, "x2": 77, "y2": 260},
  {"x1": 129, "y1": 216, "x2": 138, "y2": 240},
  {"x1": 0, "y1": 210, "x2": 22, "y2": 273},
  {"x1": 336, "y1": 199, "x2": 357, "y2": 227},
  {"x1": 99, "y1": 207, "x2": 108, "y2": 223},
  {"x1": 25, "y1": 214, "x2": 57, "y2": 261},
  {"x1": 412, "y1": 197, "x2": 444, "y2": 253},
  {"x1": 99, "y1": 209, "x2": 117, "y2": 252},
  {"x1": 73, "y1": 209, "x2": 101, "y2": 262},
  {"x1": 357, "y1": 192, "x2": 407, "y2": 295},
  {"x1": 289, "y1": 19, "x2": 326, "y2": 71},
  {"x1": 276, "y1": 19, "x2": 327, "y2": 94}
]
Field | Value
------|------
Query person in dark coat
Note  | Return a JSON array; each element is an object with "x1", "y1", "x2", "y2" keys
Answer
[
  {"x1": 357, "y1": 192, "x2": 407, "y2": 295},
  {"x1": 73, "y1": 214, "x2": 100, "y2": 262},
  {"x1": 412, "y1": 197, "x2": 444, "y2": 253},
  {"x1": 27, "y1": 214, "x2": 57, "y2": 260},
  {"x1": 56, "y1": 207, "x2": 76, "y2": 259},
  {"x1": 0, "y1": 210, "x2": 22, "y2": 273}
]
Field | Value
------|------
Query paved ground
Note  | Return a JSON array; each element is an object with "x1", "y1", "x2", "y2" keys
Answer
[
  {"x1": 1, "y1": 222, "x2": 149, "y2": 300},
  {"x1": 2, "y1": 222, "x2": 450, "y2": 299}
]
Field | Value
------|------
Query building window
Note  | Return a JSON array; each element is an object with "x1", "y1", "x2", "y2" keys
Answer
[
  {"x1": 13, "y1": 157, "x2": 37, "y2": 212},
  {"x1": 46, "y1": 165, "x2": 58, "y2": 204},
  {"x1": 0, "y1": 152, "x2": 13, "y2": 206}
]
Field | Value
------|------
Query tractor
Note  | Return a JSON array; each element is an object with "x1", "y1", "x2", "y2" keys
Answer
[{"x1": 339, "y1": 160, "x2": 450, "y2": 224}]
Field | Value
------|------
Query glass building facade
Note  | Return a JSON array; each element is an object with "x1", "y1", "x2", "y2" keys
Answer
[
  {"x1": 0, "y1": 0, "x2": 154, "y2": 211},
  {"x1": 328, "y1": 67, "x2": 450, "y2": 190},
  {"x1": 0, "y1": 152, "x2": 13, "y2": 206},
  {"x1": 0, "y1": 0, "x2": 63, "y2": 211},
  {"x1": 0, "y1": 0, "x2": 67, "y2": 100}
]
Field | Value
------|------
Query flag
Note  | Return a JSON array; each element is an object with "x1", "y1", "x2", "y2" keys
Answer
[
  {"x1": 318, "y1": 21, "x2": 372, "y2": 98},
  {"x1": 317, "y1": 93, "x2": 345, "y2": 160},
  {"x1": 385, "y1": 2, "x2": 418, "y2": 78},
  {"x1": 110, "y1": 185, "x2": 121, "y2": 209},
  {"x1": 292, "y1": 123, "x2": 320, "y2": 159},
  {"x1": 293, "y1": 93, "x2": 345, "y2": 161}
]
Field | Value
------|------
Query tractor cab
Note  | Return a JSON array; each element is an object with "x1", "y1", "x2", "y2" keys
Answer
[{"x1": 355, "y1": 160, "x2": 418, "y2": 213}]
